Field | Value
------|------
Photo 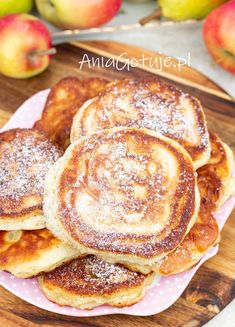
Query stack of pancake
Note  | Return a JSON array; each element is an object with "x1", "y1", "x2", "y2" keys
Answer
[{"x1": 0, "y1": 77, "x2": 234, "y2": 310}]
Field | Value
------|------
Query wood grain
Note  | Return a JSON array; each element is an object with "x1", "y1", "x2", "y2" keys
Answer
[
  {"x1": 0, "y1": 41, "x2": 234, "y2": 327},
  {"x1": 73, "y1": 41, "x2": 233, "y2": 101}
]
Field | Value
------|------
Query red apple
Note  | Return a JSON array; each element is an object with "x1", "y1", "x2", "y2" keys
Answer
[
  {"x1": 0, "y1": 14, "x2": 53, "y2": 79},
  {"x1": 36, "y1": 0, "x2": 122, "y2": 30},
  {"x1": 203, "y1": 0, "x2": 235, "y2": 75}
]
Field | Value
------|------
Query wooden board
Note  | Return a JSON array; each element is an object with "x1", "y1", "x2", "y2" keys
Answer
[{"x1": 0, "y1": 41, "x2": 234, "y2": 327}]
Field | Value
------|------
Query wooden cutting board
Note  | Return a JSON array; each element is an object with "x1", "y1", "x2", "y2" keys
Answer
[{"x1": 0, "y1": 41, "x2": 234, "y2": 327}]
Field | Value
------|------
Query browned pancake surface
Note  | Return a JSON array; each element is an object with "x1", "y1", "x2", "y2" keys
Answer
[
  {"x1": 40, "y1": 255, "x2": 147, "y2": 296},
  {"x1": 0, "y1": 229, "x2": 60, "y2": 269},
  {"x1": 34, "y1": 77, "x2": 108, "y2": 149},
  {"x1": 155, "y1": 133, "x2": 230, "y2": 275},
  {"x1": 53, "y1": 128, "x2": 197, "y2": 260},
  {"x1": 0, "y1": 128, "x2": 62, "y2": 220},
  {"x1": 71, "y1": 78, "x2": 210, "y2": 166},
  {"x1": 197, "y1": 132, "x2": 231, "y2": 209}
]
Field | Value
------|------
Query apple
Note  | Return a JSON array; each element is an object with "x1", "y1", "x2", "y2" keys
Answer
[
  {"x1": 35, "y1": 0, "x2": 122, "y2": 30},
  {"x1": 203, "y1": 0, "x2": 235, "y2": 75},
  {"x1": 0, "y1": 0, "x2": 34, "y2": 17},
  {"x1": 158, "y1": 0, "x2": 229, "y2": 21},
  {"x1": 0, "y1": 14, "x2": 54, "y2": 79}
]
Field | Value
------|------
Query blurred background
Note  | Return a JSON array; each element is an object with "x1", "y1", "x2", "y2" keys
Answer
[{"x1": 0, "y1": 0, "x2": 234, "y2": 97}]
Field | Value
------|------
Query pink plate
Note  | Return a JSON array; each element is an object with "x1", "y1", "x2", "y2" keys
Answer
[{"x1": 0, "y1": 90, "x2": 234, "y2": 317}]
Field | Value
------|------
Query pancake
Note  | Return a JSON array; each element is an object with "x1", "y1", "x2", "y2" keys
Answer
[
  {"x1": 0, "y1": 229, "x2": 80, "y2": 278},
  {"x1": 39, "y1": 255, "x2": 154, "y2": 309},
  {"x1": 142, "y1": 133, "x2": 234, "y2": 275},
  {"x1": 44, "y1": 127, "x2": 200, "y2": 268},
  {"x1": 152, "y1": 211, "x2": 219, "y2": 275},
  {"x1": 34, "y1": 77, "x2": 108, "y2": 150},
  {"x1": 0, "y1": 128, "x2": 62, "y2": 230},
  {"x1": 197, "y1": 132, "x2": 235, "y2": 209},
  {"x1": 71, "y1": 78, "x2": 210, "y2": 169}
]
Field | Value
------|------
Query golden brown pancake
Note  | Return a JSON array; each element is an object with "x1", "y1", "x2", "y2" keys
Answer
[
  {"x1": 39, "y1": 255, "x2": 154, "y2": 309},
  {"x1": 44, "y1": 127, "x2": 200, "y2": 268},
  {"x1": 151, "y1": 133, "x2": 234, "y2": 275},
  {"x1": 71, "y1": 78, "x2": 210, "y2": 169},
  {"x1": 34, "y1": 77, "x2": 108, "y2": 149},
  {"x1": 0, "y1": 229, "x2": 80, "y2": 278},
  {"x1": 197, "y1": 132, "x2": 235, "y2": 209},
  {"x1": 0, "y1": 128, "x2": 62, "y2": 230},
  {"x1": 153, "y1": 212, "x2": 219, "y2": 275}
]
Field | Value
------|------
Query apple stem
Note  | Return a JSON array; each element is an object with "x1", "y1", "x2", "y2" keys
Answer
[
  {"x1": 29, "y1": 47, "x2": 57, "y2": 59},
  {"x1": 139, "y1": 9, "x2": 162, "y2": 26}
]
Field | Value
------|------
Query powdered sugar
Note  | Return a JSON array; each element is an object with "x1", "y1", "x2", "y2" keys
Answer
[
  {"x1": 77, "y1": 79, "x2": 209, "y2": 161},
  {"x1": 0, "y1": 129, "x2": 61, "y2": 205},
  {"x1": 59, "y1": 129, "x2": 196, "y2": 257},
  {"x1": 0, "y1": 88, "x2": 233, "y2": 317},
  {"x1": 44, "y1": 255, "x2": 144, "y2": 294}
]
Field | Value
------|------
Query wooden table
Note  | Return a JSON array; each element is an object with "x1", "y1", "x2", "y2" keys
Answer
[{"x1": 0, "y1": 41, "x2": 234, "y2": 327}]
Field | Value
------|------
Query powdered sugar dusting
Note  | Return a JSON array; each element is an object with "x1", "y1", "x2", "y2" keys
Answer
[
  {"x1": 0, "y1": 88, "x2": 233, "y2": 317},
  {"x1": 44, "y1": 256, "x2": 144, "y2": 294},
  {"x1": 0, "y1": 129, "x2": 61, "y2": 210},
  {"x1": 60, "y1": 129, "x2": 196, "y2": 257},
  {"x1": 78, "y1": 79, "x2": 209, "y2": 158}
]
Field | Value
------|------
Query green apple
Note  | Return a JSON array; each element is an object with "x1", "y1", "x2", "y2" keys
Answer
[
  {"x1": 0, "y1": 0, "x2": 34, "y2": 17},
  {"x1": 158, "y1": 0, "x2": 228, "y2": 21}
]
